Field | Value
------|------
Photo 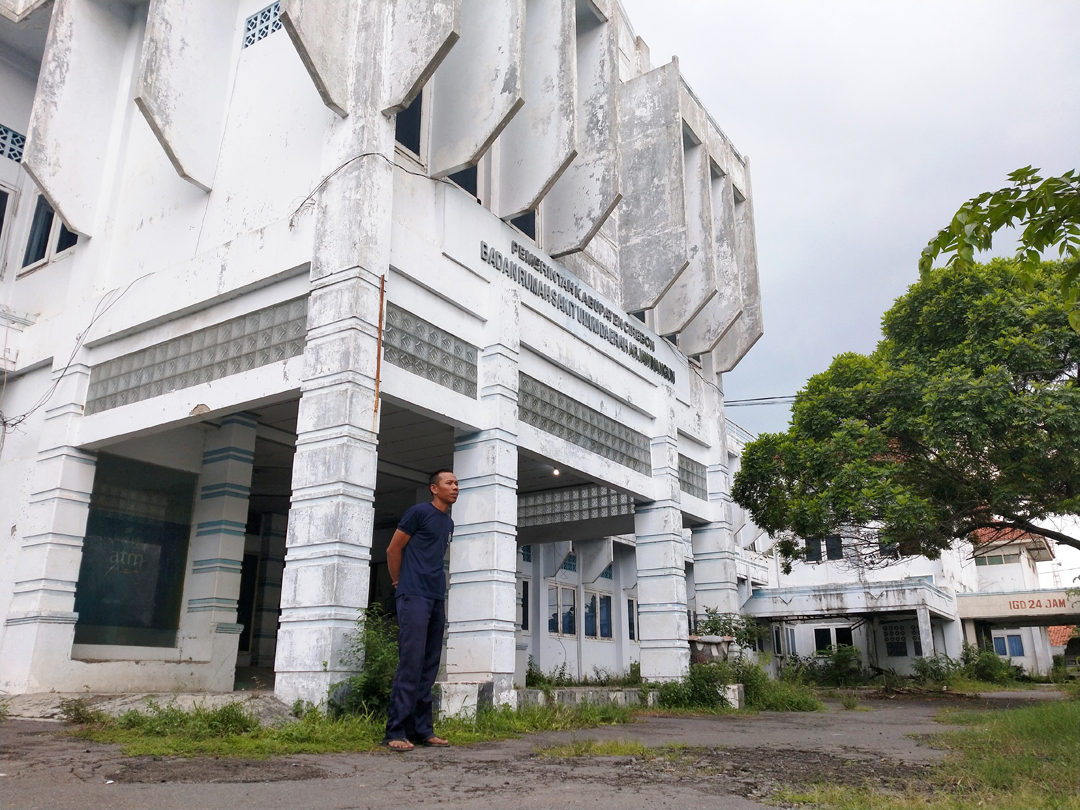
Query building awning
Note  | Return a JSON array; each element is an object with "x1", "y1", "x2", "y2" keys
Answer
[
  {"x1": 956, "y1": 590, "x2": 1077, "y2": 625},
  {"x1": 743, "y1": 578, "x2": 956, "y2": 622}
]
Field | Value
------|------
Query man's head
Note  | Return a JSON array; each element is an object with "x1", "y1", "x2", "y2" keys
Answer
[{"x1": 429, "y1": 469, "x2": 459, "y2": 509}]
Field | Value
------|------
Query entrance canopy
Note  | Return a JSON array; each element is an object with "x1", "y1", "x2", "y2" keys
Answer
[{"x1": 957, "y1": 590, "x2": 1077, "y2": 626}]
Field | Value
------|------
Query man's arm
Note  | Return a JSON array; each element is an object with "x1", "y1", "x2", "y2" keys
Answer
[{"x1": 386, "y1": 529, "x2": 411, "y2": 588}]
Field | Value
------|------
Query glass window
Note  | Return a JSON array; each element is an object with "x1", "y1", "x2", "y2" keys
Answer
[
  {"x1": 805, "y1": 538, "x2": 822, "y2": 563},
  {"x1": 0, "y1": 188, "x2": 9, "y2": 242},
  {"x1": 56, "y1": 220, "x2": 78, "y2": 253},
  {"x1": 521, "y1": 579, "x2": 529, "y2": 632},
  {"x1": 394, "y1": 89, "x2": 423, "y2": 155},
  {"x1": 912, "y1": 628, "x2": 923, "y2": 657},
  {"x1": 883, "y1": 624, "x2": 907, "y2": 657},
  {"x1": 814, "y1": 628, "x2": 832, "y2": 653},
  {"x1": 1002, "y1": 554, "x2": 1020, "y2": 565},
  {"x1": 23, "y1": 195, "x2": 54, "y2": 267},
  {"x1": 520, "y1": 544, "x2": 531, "y2": 563},
  {"x1": 975, "y1": 556, "x2": 987, "y2": 566},
  {"x1": 627, "y1": 598, "x2": 636, "y2": 641},
  {"x1": 993, "y1": 636, "x2": 1007, "y2": 656},
  {"x1": 774, "y1": 625, "x2": 783, "y2": 654},
  {"x1": 825, "y1": 535, "x2": 843, "y2": 560},
  {"x1": 448, "y1": 165, "x2": 478, "y2": 199},
  {"x1": 787, "y1": 627, "x2": 797, "y2": 655},
  {"x1": 73, "y1": 454, "x2": 197, "y2": 647},
  {"x1": 548, "y1": 586, "x2": 558, "y2": 634},
  {"x1": 599, "y1": 595, "x2": 612, "y2": 639},
  {"x1": 510, "y1": 210, "x2": 536, "y2": 240},
  {"x1": 561, "y1": 587, "x2": 575, "y2": 636},
  {"x1": 835, "y1": 626, "x2": 854, "y2": 647},
  {"x1": 584, "y1": 591, "x2": 597, "y2": 638},
  {"x1": 1007, "y1": 634, "x2": 1024, "y2": 657},
  {"x1": 987, "y1": 555, "x2": 1004, "y2": 565}
]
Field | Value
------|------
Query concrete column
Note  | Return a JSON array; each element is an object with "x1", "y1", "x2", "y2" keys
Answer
[
  {"x1": 252, "y1": 513, "x2": 287, "y2": 667},
  {"x1": 942, "y1": 618, "x2": 964, "y2": 660},
  {"x1": 635, "y1": 392, "x2": 689, "y2": 682},
  {"x1": 175, "y1": 414, "x2": 257, "y2": 686},
  {"x1": 273, "y1": 4, "x2": 396, "y2": 706},
  {"x1": 0, "y1": 362, "x2": 94, "y2": 693},
  {"x1": 916, "y1": 606, "x2": 935, "y2": 657},
  {"x1": 443, "y1": 323, "x2": 519, "y2": 710}
]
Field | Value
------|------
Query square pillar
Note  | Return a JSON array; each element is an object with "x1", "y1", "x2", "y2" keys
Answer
[{"x1": 916, "y1": 606, "x2": 935, "y2": 657}]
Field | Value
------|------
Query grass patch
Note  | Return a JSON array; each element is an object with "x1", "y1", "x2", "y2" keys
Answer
[
  {"x1": 776, "y1": 699, "x2": 1080, "y2": 809},
  {"x1": 65, "y1": 697, "x2": 633, "y2": 759},
  {"x1": 535, "y1": 738, "x2": 650, "y2": 758}
]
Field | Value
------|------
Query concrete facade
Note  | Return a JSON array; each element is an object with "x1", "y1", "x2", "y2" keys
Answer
[{"x1": 0, "y1": 0, "x2": 764, "y2": 706}]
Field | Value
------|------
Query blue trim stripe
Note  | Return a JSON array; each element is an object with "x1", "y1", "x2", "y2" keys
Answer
[
  {"x1": 200, "y1": 483, "x2": 251, "y2": 500},
  {"x1": 192, "y1": 565, "x2": 243, "y2": 574},
  {"x1": 187, "y1": 597, "x2": 237, "y2": 613},
  {"x1": 202, "y1": 446, "x2": 255, "y2": 464},
  {"x1": 220, "y1": 413, "x2": 258, "y2": 428},
  {"x1": 195, "y1": 520, "x2": 248, "y2": 537}
]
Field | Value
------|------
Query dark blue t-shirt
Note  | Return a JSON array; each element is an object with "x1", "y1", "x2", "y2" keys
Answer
[{"x1": 396, "y1": 502, "x2": 453, "y2": 600}]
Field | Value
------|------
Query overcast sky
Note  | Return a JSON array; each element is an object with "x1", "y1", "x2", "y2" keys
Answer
[{"x1": 621, "y1": 0, "x2": 1080, "y2": 436}]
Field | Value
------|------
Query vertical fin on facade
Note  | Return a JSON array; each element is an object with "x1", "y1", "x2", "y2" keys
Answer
[
  {"x1": 427, "y1": 0, "x2": 526, "y2": 177},
  {"x1": 712, "y1": 157, "x2": 762, "y2": 371},
  {"x1": 279, "y1": 0, "x2": 355, "y2": 117},
  {"x1": 382, "y1": 0, "x2": 461, "y2": 114},
  {"x1": 21, "y1": 0, "x2": 139, "y2": 236},
  {"x1": 493, "y1": 0, "x2": 577, "y2": 220},
  {"x1": 134, "y1": 0, "x2": 241, "y2": 191},
  {"x1": 616, "y1": 59, "x2": 688, "y2": 312}
]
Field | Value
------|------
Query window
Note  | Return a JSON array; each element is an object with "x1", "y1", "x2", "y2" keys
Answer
[
  {"x1": 599, "y1": 564, "x2": 613, "y2": 580},
  {"x1": 883, "y1": 624, "x2": 907, "y2": 657},
  {"x1": 912, "y1": 628, "x2": 923, "y2": 657},
  {"x1": 242, "y1": 2, "x2": 282, "y2": 48},
  {"x1": 520, "y1": 544, "x2": 531, "y2": 563},
  {"x1": 599, "y1": 594, "x2": 612, "y2": 639},
  {"x1": 448, "y1": 165, "x2": 478, "y2": 199},
  {"x1": 585, "y1": 591, "x2": 597, "y2": 638},
  {"x1": 1, "y1": 123, "x2": 25, "y2": 162},
  {"x1": 520, "y1": 578, "x2": 529, "y2": 632},
  {"x1": 510, "y1": 210, "x2": 537, "y2": 241},
  {"x1": 787, "y1": 627, "x2": 797, "y2": 655},
  {"x1": 774, "y1": 625, "x2": 783, "y2": 654},
  {"x1": 395, "y1": 89, "x2": 423, "y2": 156},
  {"x1": 805, "y1": 538, "x2": 822, "y2": 563},
  {"x1": 825, "y1": 534, "x2": 843, "y2": 561},
  {"x1": 627, "y1": 598, "x2": 636, "y2": 641},
  {"x1": 993, "y1": 636, "x2": 1007, "y2": 656},
  {"x1": 814, "y1": 628, "x2": 833, "y2": 653},
  {"x1": 687, "y1": 609, "x2": 698, "y2": 636},
  {"x1": 73, "y1": 454, "x2": 197, "y2": 647},
  {"x1": 0, "y1": 188, "x2": 9, "y2": 243},
  {"x1": 21, "y1": 195, "x2": 77, "y2": 272},
  {"x1": 1007, "y1": 634, "x2": 1024, "y2": 657},
  {"x1": 835, "y1": 626, "x2": 854, "y2": 647},
  {"x1": 548, "y1": 584, "x2": 575, "y2": 636},
  {"x1": 560, "y1": 552, "x2": 577, "y2": 572}
]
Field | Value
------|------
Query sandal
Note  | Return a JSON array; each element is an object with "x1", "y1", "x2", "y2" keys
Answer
[
  {"x1": 380, "y1": 738, "x2": 414, "y2": 751},
  {"x1": 412, "y1": 736, "x2": 450, "y2": 747}
]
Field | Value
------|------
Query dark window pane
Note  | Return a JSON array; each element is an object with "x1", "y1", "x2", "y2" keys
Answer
[
  {"x1": 521, "y1": 579, "x2": 529, "y2": 631},
  {"x1": 805, "y1": 538, "x2": 822, "y2": 563},
  {"x1": 599, "y1": 595, "x2": 612, "y2": 638},
  {"x1": 1007, "y1": 634, "x2": 1024, "y2": 657},
  {"x1": 0, "y1": 189, "x2": 9, "y2": 241},
  {"x1": 627, "y1": 598, "x2": 635, "y2": 640},
  {"x1": 448, "y1": 165, "x2": 478, "y2": 198},
  {"x1": 814, "y1": 628, "x2": 832, "y2": 653},
  {"x1": 548, "y1": 586, "x2": 558, "y2": 634},
  {"x1": 993, "y1": 636, "x2": 1007, "y2": 656},
  {"x1": 883, "y1": 624, "x2": 907, "y2": 657},
  {"x1": 510, "y1": 210, "x2": 536, "y2": 240},
  {"x1": 835, "y1": 627, "x2": 854, "y2": 647},
  {"x1": 584, "y1": 592, "x2": 597, "y2": 637},
  {"x1": 774, "y1": 625, "x2": 782, "y2": 653},
  {"x1": 395, "y1": 90, "x2": 423, "y2": 155},
  {"x1": 55, "y1": 220, "x2": 78, "y2": 253},
  {"x1": 561, "y1": 588, "x2": 575, "y2": 636},
  {"x1": 73, "y1": 454, "x2": 197, "y2": 647},
  {"x1": 825, "y1": 534, "x2": 843, "y2": 560},
  {"x1": 912, "y1": 630, "x2": 923, "y2": 657},
  {"x1": 237, "y1": 553, "x2": 260, "y2": 653},
  {"x1": 23, "y1": 195, "x2": 54, "y2": 267}
]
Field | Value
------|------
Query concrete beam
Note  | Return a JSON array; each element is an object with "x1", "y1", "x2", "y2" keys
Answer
[
  {"x1": 280, "y1": 0, "x2": 355, "y2": 117},
  {"x1": 0, "y1": 0, "x2": 50, "y2": 23},
  {"x1": 22, "y1": 0, "x2": 136, "y2": 236},
  {"x1": 134, "y1": 0, "x2": 240, "y2": 191},
  {"x1": 616, "y1": 60, "x2": 687, "y2": 312},
  {"x1": 540, "y1": 4, "x2": 620, "y2": 256},
  {"x1": 382, "y1": 0, "x2": 460, "y2": 114},
  {"x1": 493, "y1": 0, "x2": 576, "y2": 220},
  {"x1": 428, "y1": 0, "x2": 525, "y2": 177}
]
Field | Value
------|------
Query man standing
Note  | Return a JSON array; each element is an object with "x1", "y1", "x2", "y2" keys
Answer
[{"x1": 382, "y1": 469, "x2": 458, "y2": 750}]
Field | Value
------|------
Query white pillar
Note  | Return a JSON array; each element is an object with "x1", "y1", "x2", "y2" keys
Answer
[
  {"x1": 0, "y1": 361, "x2": 94, "y2": 693},
  {"x1": 916, "y1": 606, "x2": 935, "y2": 657},
  {"x1": 444, "y1": 302, "x2": 520, "y2": 708},
  {"x1": 635, "y1": 391, "x2": 689, "y2": 682}
]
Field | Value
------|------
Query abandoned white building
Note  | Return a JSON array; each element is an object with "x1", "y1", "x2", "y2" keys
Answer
[{"x1": 0, "y1": 0, "x2": 766, "y2": 708}]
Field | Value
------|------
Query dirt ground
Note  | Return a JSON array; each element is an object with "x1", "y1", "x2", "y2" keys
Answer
[{"x1": 0, "y1": 694, "x2": 1053, "y2": 810}]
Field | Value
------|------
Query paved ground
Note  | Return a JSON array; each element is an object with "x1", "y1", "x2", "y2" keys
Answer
[{"x1": 0, "y1": 692, "x2": 1061, "y2": 810}]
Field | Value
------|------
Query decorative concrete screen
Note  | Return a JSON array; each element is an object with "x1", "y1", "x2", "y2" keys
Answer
[
  {"x1": 85, "y1": 297, "x2": 307, "y2": 415},
  {"x1": 243, "y1": 2, "x2": 282, "y2": 49},
  {"x1": 1, "y1": 124, "x2": 25, "y2": 163},
  {"x1": 383, "y1": 303, "x2": 479, "y2": 398},
  {"x1": 518, "y1": 373, "x2": 651, "y2": 474},
  {"x1": 678, "y1": 454, "x2": 707, "y2": 500},
  {"x1": 518, "y1": 484, "x2": 635, "y2": 528}
]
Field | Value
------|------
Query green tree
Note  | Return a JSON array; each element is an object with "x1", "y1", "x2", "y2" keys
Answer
[
  {"x1": 920, "y1": 167, "x2": 1080, "y2": 331},
  {"x1": 732, "y1": 259, "x2": 1080, "y2": 570}
]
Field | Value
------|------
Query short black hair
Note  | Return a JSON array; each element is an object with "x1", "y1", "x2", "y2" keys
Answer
[{"x1": 429, "y1": 468, "x2": 455, "y2": 486}]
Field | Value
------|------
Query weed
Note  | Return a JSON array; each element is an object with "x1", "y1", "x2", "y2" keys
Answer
[
  {"x1": 840, "y1": 692, "x2": 859, "y2": 710},
  {"x1": 330, "y1": 606, "x2": 399, "y2": 717},
  {"x1": 525, "y1": 658, "x2": 642, "y2": 688},
  {"x1": 58, "y1": 696, "x2": 109, "y2": 726},
  {"x1": 535, "y1": 737, "x2": 650, "y2": 758}
]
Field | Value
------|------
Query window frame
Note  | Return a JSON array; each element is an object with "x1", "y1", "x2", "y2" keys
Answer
[
  {"x1": 548, "y1": 582, "x2": 577, "y2": 638},
  {"x1": 18, "y1": 193, "x2": 78, "y2": 278},
  {"x1": 519, "y1": 577, "x2": 530, "y2": 634},
  {"x1": 627, "y1": 596, "x2": 637, "y2": 642},
  {"x1": 393, "y1": 87, "x2": 430, "y2": 167}
]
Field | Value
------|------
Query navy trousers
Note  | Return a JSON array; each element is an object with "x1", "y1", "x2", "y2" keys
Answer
[{"x1": 384, "y1": 593, "x2": 445, "y2": 742}]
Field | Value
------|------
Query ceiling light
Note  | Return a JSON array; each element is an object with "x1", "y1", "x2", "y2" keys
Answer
[{"x1": 552, "y1": 469, "x2": 560, "y2": 476}]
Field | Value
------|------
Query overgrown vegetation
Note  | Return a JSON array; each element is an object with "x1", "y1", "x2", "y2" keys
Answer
[
  {"x1": 656, "y1": 659, "x2": 823, "y2": 712},
  {"x1": 535, "y1": 737, "x2": 651, "y2": 758},
  {"x1": 778, "y1": 699, "x2": 1080, "y2": 809},
  {"x1": 64, "y1": 696, "x2": 633, "y2": 758},
  {"x1": 328, "y1": 607, "x2": 399, "y2": 717},
  {"x1": 695, "y1": 608, "x2": 769, "y2": 650},
  {"x1": 525, "y1": 658, "x2": 642, "y2": 689},
  {"x1": 910, "y1": 643, "x2": 1023, "y2": 688}
]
